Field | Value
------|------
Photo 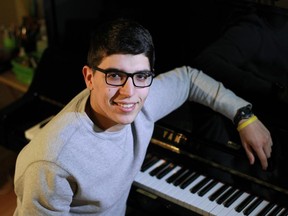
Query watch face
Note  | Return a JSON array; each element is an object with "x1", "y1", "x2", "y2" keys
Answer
[{"x1": 234, "y1": 105, "x2": 253, "y2": 125}]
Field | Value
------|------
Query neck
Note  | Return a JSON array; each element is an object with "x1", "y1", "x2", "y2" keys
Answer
[{"x1": 85, "y1": 98, "x2": 125, "y2": 132}]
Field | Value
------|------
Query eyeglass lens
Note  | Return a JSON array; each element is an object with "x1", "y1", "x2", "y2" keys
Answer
[{"x1": 106, "y1": 71, "x2": 153, "y2": 87}]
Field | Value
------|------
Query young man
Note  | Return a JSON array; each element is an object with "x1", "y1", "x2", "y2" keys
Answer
[{"x1": 13, "y1": 18, "x2": 272, "y2": 215}]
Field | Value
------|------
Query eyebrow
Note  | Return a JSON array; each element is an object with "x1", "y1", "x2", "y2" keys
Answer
[{"x1": 101, "y1": 67, "x2": 152, "y2": 73}]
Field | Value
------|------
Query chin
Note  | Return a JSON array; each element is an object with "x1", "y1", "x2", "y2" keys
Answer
[
  {"x1": 120, "y1": 119, "x2": 134, "y2": 125},
  {"x1": 118, "y1": 116, "x2": 136, "y2": 125}
]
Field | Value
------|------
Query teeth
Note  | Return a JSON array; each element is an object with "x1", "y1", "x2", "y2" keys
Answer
[{"x1": 118, "y1": 103, "x2": 134, "y2": 108}]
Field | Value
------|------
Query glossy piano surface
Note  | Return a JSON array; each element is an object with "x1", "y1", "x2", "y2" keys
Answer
[{"x1": 128, "y1": 102, "x2": 288, "y2": 216}]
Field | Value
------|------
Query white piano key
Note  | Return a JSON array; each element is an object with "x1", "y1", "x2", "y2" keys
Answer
[
  {"x1": 252, "y1": 202, "x2": 277, "y2": 216},
  {"x1": 277, "y1": 207, "x2": 288, "y2": 216},
  {"x1": 202, "y1": 185, "x2": 233, "y2": 216},
  {"x1": 171, "y1": 175, "x2": 209, "y2": 213},
  {"x1": 147, "y1": 166, "x2": 182, "y2": 193},
  {"x1": 166, "y1": 167, "x2": 189, "y2": 185},
  {"x1": 135, "y1": 159, "x2": 166, "y2": 183},
  {"x1": 181, "y1": 178, "x2": 214, "y2": 213},
  {"x1": 273, "y1": 205, "x2": 287, "y2": 216},
  {"x1": 140, "y1": 158, "x2": 165, "y2": 175},
  {"x1": 270, "y1": 205, "x2": 285, "y2": 216},
  {"x1": 134, "y1": 155, "x2": 279, "y2": 216},
  {"x1": 208, "y1": 189, "x2": 239, "y2": 215},
  {"x1": 193, "y1": 182, "x2": 228, "y2": 216},
  {"x1": 150, "y1": 171, "x2": 197, "y2": 202},
  {"x1": 141, "y1": 171, "x2": 205, "y2": 212},
  {"x1": 246, "y1": 200, "x2": 269, "y2": 216},
  {"x1": 223, "y1": 194, "x2": 257, "y2": 216},
  {"x1": 163, "y1": 165, "x2": 183, "y2": 181},
  {"x1": 136, "y1": 165, "x2": 182, "y2": 199},
  {"x1": 214, "y1": 191, "x2": 250, "y2": 216}
]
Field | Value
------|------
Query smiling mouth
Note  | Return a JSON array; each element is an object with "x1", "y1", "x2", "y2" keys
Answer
[
  {"x1": 113, "y1": 102, "x2": 137, "y2": 109},
  {"x1": 118, "y1": 103, "x2": 134, "y2": 108}
]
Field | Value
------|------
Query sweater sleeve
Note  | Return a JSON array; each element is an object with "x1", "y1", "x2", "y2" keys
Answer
[
  {"x1": 145, "y1": 66, "x2": 249, "y2": 122},
  {"x1": 14, "y1": 161, "x2": 76, "y2": 216}
]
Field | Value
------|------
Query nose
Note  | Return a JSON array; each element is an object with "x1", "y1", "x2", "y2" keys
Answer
[{"x1": 119, "y1": 77, "x2": 135, "y2": 96}]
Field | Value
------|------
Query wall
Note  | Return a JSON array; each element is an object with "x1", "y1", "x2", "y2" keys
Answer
[
  {"x1": 0, "y1": 0, "x2": 29, "y2": 27},
  {"x1": 274, "y1": 0, "x2": 288, "y2": 8},
  {"x1": 0, "y1": 0, "x2": 45, "y2": 27}
]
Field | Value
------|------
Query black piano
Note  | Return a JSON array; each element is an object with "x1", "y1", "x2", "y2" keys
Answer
[
  {"x1": 1, "y1": 0, "x2": 288, "y2": 215},
  {"x1": 128, "y1": 102, "x2": 288, "y2": 216}
]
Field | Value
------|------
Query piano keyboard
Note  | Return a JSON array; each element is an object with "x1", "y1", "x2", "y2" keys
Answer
[{"x1": 133, "y1": 154, "x2": 288, "y2": 216}]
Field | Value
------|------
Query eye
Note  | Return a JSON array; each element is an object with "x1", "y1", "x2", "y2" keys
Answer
[
  {"x1": 135, "y1": 72, "x2": 151, "y2": 81},
  {"x1": 107, "y1": 72, "x2": 125, "y2": 80}
]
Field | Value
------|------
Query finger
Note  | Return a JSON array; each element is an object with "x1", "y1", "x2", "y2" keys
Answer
[
  {"x1": 243, "y1": 144, "x2": 255, "y2": 165},
  {"x1": 263, "y1": 144, "x2": 272, "y2": 159},
  {"x1": 263, "y1": 136, "x2": 273, "y2": 159},
  {"x1": 256, "y1": 149, "x2": 268, "y2": 170}
]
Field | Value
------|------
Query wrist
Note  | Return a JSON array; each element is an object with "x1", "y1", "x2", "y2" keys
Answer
[
  {"x1": 237, "y1": 115, "x2": 258, "y2": 131},
  {"x1": 233, "y1": 104, "x2": 253, "y2": 126}
]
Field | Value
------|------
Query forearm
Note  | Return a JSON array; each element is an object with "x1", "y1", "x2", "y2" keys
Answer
[{"x1": 186, "y1": 67, "x2": 250, "y2": 121}]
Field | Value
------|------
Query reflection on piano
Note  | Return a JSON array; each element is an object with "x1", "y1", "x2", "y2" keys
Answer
[{"x1": 128, "y1": 117, "x2": 288, "y2": 216}]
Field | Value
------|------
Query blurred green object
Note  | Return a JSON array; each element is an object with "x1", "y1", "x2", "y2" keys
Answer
[
  {"x1": 11, "y1": 59, "x2": 34, "y2": 85},
  {"x1": 3, "y1": 29, "x2": 17, "y2": 51},
  {"x1": 3, "y1": 37, "x2": 16, "y2": 51}
]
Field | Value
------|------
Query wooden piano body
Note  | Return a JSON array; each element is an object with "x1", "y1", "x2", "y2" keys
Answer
[{"x1": 1, "y1": 0, "x2": 288, "y2": 215}]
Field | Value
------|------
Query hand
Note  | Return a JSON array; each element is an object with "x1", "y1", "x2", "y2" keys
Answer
[{"x1": 238, "y1": 118, "x2": 273, "y2": 170}]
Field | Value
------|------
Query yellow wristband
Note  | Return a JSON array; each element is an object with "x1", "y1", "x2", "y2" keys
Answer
[{"x1": 237, "y1": 115, "x2": 258, "y2": 131}]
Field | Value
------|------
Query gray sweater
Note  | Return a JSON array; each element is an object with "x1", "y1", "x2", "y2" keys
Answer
[{"x1": 13, "y1": 66, "x2": 248, "y2": 215}]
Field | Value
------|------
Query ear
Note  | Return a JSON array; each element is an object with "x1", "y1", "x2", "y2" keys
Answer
[{"x1": 82, "y1": 66, "x2": 94, "y2": 90}]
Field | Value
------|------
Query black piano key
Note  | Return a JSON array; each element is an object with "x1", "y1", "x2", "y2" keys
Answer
[
  {"x1": 142, "y1": 153, "x2": 153, "y2": 162},
  {"x1": 190, "y1": 176, "x2": 210, "y2": 194},
  {"x1": 279, "y1": 208, "x2": 288, "y2": 216},
  {"x1": 173, "y1": 169, "x2": 194, "y2": 186},
  {"x1": 166, "y1": 167, "x2": 187, "y2": 184},
  {"x1": 256, "y1": 203, "x2": 276, "y2": 216},
  {"x1": 141, "y1": 155, "x2": 159, "y2": 172},
  {"x1": 216, "y1": 187, "x2": 237, "y2": 204},
  {"x1": 223, "y1": 190, "x2": 244, "y2": 207},
  {"x1": 198, "y1": 179, "x2": 218, "y2": 197},
  {"x1": 149, "y1": 160, "x2": 169, "y2": 176},
  {"x1": 179, "y1": 172, "x2": 200, "y2": 189},
  {"x1": 243, "y1": 197, "x2": 263, "y2": 215},
  {"x1": 156, "y1": 163, "x2": 175, "y2": 179},
  {"x1": 235, "y1": 194, "x2": 255, "y2": 213},
  {"x1": 209, "y1": 184, "x2": 229, "y2": 201},
  {"x1": 266, "y1": 205, "x2": 283, "y2": 216}
]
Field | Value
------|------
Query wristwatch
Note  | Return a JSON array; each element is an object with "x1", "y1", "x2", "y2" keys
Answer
[{"x1": 233, "y1": 104, "x2": 254, "y2": 126}]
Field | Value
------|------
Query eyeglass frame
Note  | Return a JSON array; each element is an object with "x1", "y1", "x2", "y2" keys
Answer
[{"x1": 91, "y1": 66, "x2": 155, "y2": 88}]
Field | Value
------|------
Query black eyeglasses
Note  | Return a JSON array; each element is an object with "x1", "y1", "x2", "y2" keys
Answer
[{"x1": 92, "y1": 66, "x2": 155, "y2": 88}]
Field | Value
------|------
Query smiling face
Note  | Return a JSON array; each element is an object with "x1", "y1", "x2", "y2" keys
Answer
[{"x1": 83, "y1": 54, "x2": 151, "y2": 131}]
